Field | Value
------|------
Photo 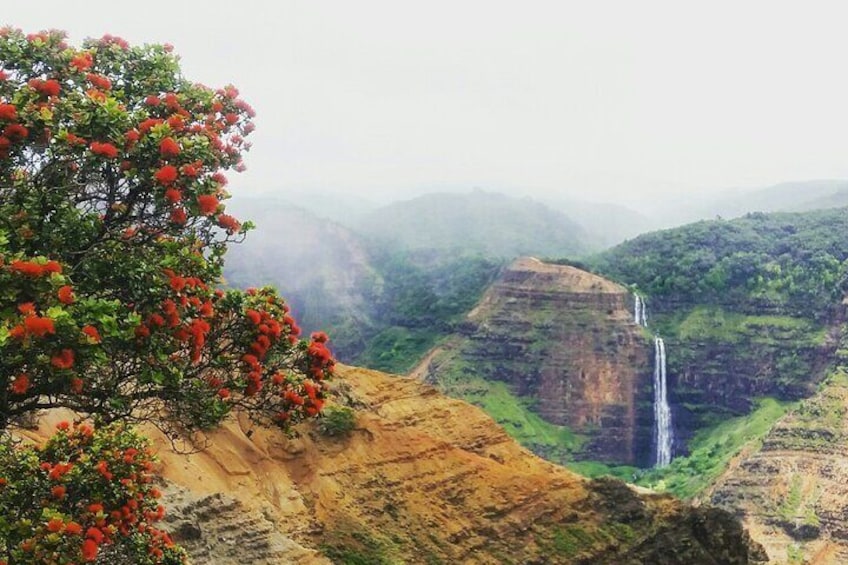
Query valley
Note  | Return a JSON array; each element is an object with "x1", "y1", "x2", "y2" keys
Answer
[{"x1": 222, "y1": 185, "x2": 848, "y2": 563}]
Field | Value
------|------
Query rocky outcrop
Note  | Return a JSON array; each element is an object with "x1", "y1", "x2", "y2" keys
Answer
[
  {"x1": 22, "y1": 365, "x2": 764, "y2": 563},
  {"x1": 148, "y1": 365, "x2": 764, "y2": 564},
  {"x1": 706, "y1": 370, "x2": 848, "y2": 563},
  {"x1": 413, "y1": 257, "x2": 654, "y2": 465},
  {"x1": 161, "y1": 486, "x2": 325, "y2": 564},
  {"x1": 660, "y1": 308, "x2": 838, "y2": 451}
]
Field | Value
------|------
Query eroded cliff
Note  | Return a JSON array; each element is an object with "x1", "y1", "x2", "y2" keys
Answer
[
  {"x1": 412, "y1": 257, "x2": 654, "y2": 465},
  {"x1": 26, "y1": 365, "x2": 765, "y2": 563},
  {"x1": 706, "y1": 368, "x2": 848, "y2": 564}
]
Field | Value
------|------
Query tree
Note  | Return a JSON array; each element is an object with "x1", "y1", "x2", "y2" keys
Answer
[
  {"x1": 0, "y1": 27, "x2": 334, "y2": 434},
  {"x1": 0, "y1": 422, "x2": 188, "y2": 564}
]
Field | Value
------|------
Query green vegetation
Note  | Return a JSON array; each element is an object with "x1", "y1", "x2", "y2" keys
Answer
[
  {"x1": 318, "y1": 407, "x2": 357, "y2": 437},
  {"x1": 433, "y1": 356, "x2": 586, "y2": 462},
  {"x1": 635, "y1": 397, "x2": 794, "y2": 499},
  {"x1": 673, "y1": 308, "x2": 821, "y2": 344},
  {"x1": 591, "y1": 208, "x2": 848, "y2": 322},
  {"x1": 352, "y1": 252, "x2": 501, "y2": 373}
]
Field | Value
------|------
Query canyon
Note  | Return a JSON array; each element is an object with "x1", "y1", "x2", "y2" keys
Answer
[{"x1": 26, "y1": 364, "x2": 764, "y2": 564}]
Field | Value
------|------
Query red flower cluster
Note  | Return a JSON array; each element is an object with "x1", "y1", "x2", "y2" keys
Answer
[
  {"x1": 154, "y1": 165, "x2": 178, "y2": 185},
  {"x1": 51, "y1": 349, "x2": 75, "y2": 370},
  {"x1": 159, "y1": 137, "x2": 180, "y2": 157},
  {"x1": 0, "y1": 103, "x2": 16, "y2": 121},
  {"x1": 13, "y1": 315, "x2": 56, "y2": 338},
  {"x1": 70, "y1": 52, "x2": 93, "y2": 71},
  {"x1": 58, "y1": 285, "x2": 75, "y2": 304},
  {"x1": 9, "y1": 259, "x2": 62, "y2": 277},
  {"x1": 197, "y1": 194, "x2": 219, "y2": 216},
  {"x1": 86, "y1": 73, "x2": 111, "y2": 91},
  {"x1": 90, "y1": 141, "x2": 118, "y2": 158},
  {"x1": 217, "y1": 213, "x2": 241, "y2": 233},
  {"x1": 28, "y1": 78, "x2": 61, "y2": 97},
  {"x1": 0, "y1": 423, "x2": 188, "y2": 564},
  {"x1": 10, "y1": 373, "x2": 30, "y2": 395}
]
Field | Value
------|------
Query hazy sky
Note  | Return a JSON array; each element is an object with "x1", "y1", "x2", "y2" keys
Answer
[{"x1": 6, "y1": 1, "x2": 848, "y2": 204}]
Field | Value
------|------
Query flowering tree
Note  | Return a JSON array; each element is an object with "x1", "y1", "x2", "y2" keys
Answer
[
  {"x1": 0, "y1": 422, "x2": 187, "y2": 564},
  {"x1": 0, "y1": 28, "x2": 334, "y2": 434}
]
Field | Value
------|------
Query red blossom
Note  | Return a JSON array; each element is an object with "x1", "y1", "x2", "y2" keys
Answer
[
  {"x1": 4, "y1": 123, "x2": 28, "y2": 140},
  {"x1": 10, "y1": 374, "x2": 29, "y2": 395},
  {"x1": 57, "y1": 285, "x2": 75, "y2": 304},
  {"x1": 47, "y1": 518, "x2": 64, "y2": 533},
  {"x1": 99, "y1": 33, "x2": 129, "y2": 49},
  {"x1": 0, "y1": 103, "x2": 17, "y2": 121},
  {"x1": 90, "y1": 141, "x2": 118, "y2": 158},
  {"x1": 82, "y1": 325, "x2": 101, "y2": 343},
  {"x1": 86, "y1": 73, "x2": 111, "y2": 90},
  {"x1": 197, "y1": 194, "x2": 219, "y2": 215},
  {"x1": 17, "y1": 302, "x2": 35, "y2": 315},
  {"x1": 164, "y1": 93, "x2": 179, "y2": 109},
  {"x1": 29, "y1": 78, "x2": 61, "y2": 97},
  {"x1": 145, "y1": 95, "x2": 160, "y2": 106},
  {"x1": 81, "y1": 538, "x2": 99, "y2": 561},
  {"x1": 7, "y1": 264, "x2": 34, "y2": 283},
  {"x1": 169, "y1": 276, "x2": 186, "y2": 292},
  {"x1": 24, "y1": 316, "x2": 55, "y2": 337},
  {"x1": 138, "y1": 118, "x2": 163, "y2": 133},
  {"x1": 155, "y1": 165, "x2": 178, "y2": 185},
  {"x1": 164, "y1": 188, "x2": 182, "y2": 203},
  {"x1": 167, "y1": 114, "x2": 184, "y2": 130},
  {"x1": 170, "y1": 207, "x2": 187, "y2": 225},
  {"x1": 159, "y1": 137, "x2": 180, "y2": 157},
  {"x1": 217, "y1": 213, "x2": 240, "y2": 232},
  {"x1": 65, "y1": 133, "x2": 87, "y2": 146},
  {"x1": 43, "y1": 260, "x2": 62, "y2": 274},
  {"x1": 51, "y1": 349, "x2": 75, "y2": 369},
  {"x1": 70, "y1": 53, "x2": 93, "y2": 71}
]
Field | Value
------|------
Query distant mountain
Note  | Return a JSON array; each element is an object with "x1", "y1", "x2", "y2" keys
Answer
[
  {"x1": 643, "y1": 179, "x2": 848, "y2": 228},
  {"x1": 223, "y1": 197, "x2": 380, "y2": 355},
  {"x1": 268, "y1": 190, "x2": 380, "y2": 226},
  {"x1": 353, "y1": 190, "x2": 591, "y2": 258},
  {"x1": 222, "y1": 196, "x2": 501, "y2": 364},
  {"x1": 543, "y1": 197, "x2": 655, "y2": 248}
]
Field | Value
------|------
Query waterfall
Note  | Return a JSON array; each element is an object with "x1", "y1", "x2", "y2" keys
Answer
[
  {"x1": 653, "y1": 337, "x2": 673, "y2": 467},
  {"x1": 633, "y1": 295, "x2": 647, "y2": 327}
]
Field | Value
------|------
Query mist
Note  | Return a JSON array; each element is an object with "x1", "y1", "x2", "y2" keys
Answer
[{"x1": 7, "y1": 0, "x2": 848, "y2": 207}]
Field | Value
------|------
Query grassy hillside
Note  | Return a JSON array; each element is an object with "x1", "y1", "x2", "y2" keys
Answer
[{"x1": 591, "y1": 207, "x2": 848, "y2": 320}]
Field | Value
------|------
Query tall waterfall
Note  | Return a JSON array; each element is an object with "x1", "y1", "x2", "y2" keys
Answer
[
  {"x1": 653, "y1": 337, "x2": 673, "y2": 467},
  {"x1": 634, "y1": 295, "x2": 647, "y2": 327}
]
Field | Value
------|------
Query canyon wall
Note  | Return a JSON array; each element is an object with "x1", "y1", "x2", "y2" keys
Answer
[
  {"x1": 414, "y1": 257, "x2": 655, "y2": 465},
  {"x1": 706, "y1": 368, "x2": 848, "y2": 564}
]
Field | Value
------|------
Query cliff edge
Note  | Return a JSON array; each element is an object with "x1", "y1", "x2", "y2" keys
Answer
[
  {"x1": 122, "y1": 365, "x2": 764, "y2": 563},
  {"x1": 412, "y1": 256, "x2": 654, "y2": 465}
]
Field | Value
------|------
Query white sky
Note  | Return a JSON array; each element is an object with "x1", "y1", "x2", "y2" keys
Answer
[{"x1": 6, "y1": 0, "x2": 848, "y2": 204}]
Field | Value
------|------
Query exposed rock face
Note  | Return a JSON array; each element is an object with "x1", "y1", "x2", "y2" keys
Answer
[
  {"x1": 161, "y1": 486, "x2": 325, "y2": 564},
  {"x1": 706, "y1": 369, "x2": 848, "y2": 563},
  {"x1": 413, "y1": 257, "x2": 655, "y2": 465},
  {"x1": 659, "y1": 309, "x2": 838, "y2": 451},
  {"x1": 24, "y1": 366, "x2": 763, "y2": 563}
]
